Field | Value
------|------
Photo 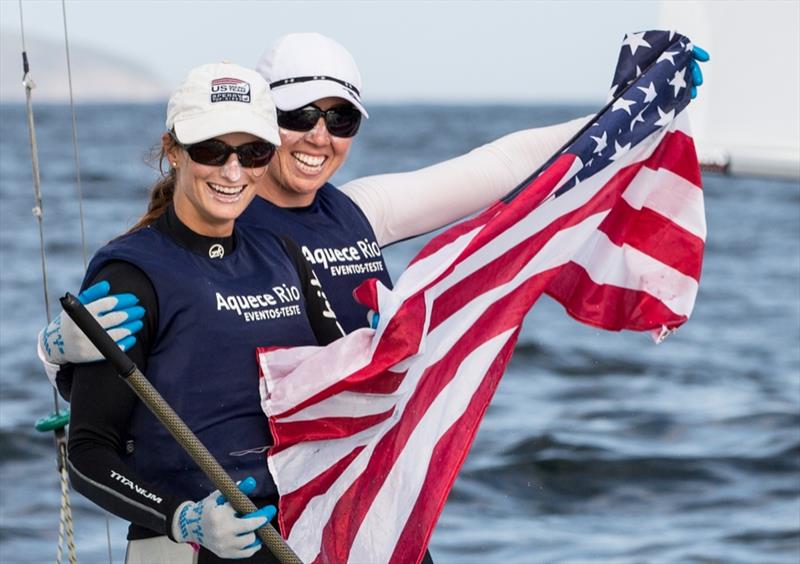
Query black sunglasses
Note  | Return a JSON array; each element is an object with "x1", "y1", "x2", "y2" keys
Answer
[
  {"x1": 277, "y1": 104, "x2": 362, "y2": 138},
  {"x1": 172, "y1": 135, "x2": 276, "y2": 168}
]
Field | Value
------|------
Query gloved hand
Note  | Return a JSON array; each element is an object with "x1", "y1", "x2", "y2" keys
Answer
[
  {"x1": 171, "y1": 476, "x2": 276, "y2": 559},
  {"x1": 38, "y1": 280, "x2": 145, "y2": 365},
  {"x1": 367, "y1": 310, "x2": 380, "y2": 329},
  {"x1": 689, "y1": 45, "x2": 710, "y2": 99}
]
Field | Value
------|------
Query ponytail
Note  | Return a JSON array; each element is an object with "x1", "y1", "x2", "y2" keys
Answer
[{"x1": 127, "y1": 136, "x2": 178, "y2": 234}]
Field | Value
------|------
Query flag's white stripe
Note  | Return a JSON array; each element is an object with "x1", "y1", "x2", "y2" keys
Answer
[
  {"x1": 622, "y1": 167, "x2": 706, "y2": 239},
  {"x1": 350, "y1": 330, "x2": 516, "y2": 563},
  {"x1": 378, "y1": 225, "x2": 483, "y2": 322},
  {"x1": 278, "y1": 390, "x2": 399, "y2": 422},
  {"x1": 571, "y1": 229, "x2": 699, "y2": 316}
]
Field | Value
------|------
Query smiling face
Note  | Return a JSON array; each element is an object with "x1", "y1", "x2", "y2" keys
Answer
[
  {"x1": 260, "y1": 97, "x2": 355, "y2": 207},
  {"x1": 166, "y1": 132, "x2": 267, "y2": 237}
]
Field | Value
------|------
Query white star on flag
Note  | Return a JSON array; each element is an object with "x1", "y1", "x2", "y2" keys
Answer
[
  {"x1": 590, "y1": 131, "x2": 607, "y2": 154},
  {"x1": 669, "y1": 68, "x2": 687, "y2": 96},
  {"x1": 610, "y1": 139, "x2": 631, "y2": 161},
  {"x1": 622, "y1": 31, "x2": 651, "y2": 56},
  {"x1": 637, "y1": 82, "x2": 657, "y2": 103},
  {"x1": 630, "y1": 109, "x2": 646, "y2": 131},
  {"x1": 654, "y1": 106, "x2": 676, "y2": 127},
  {"x1": 657, "y1": 50, "x2": 678, "y2": 65},
  {"x1": 612, "y1": 97, "x2": 636, "y2": 115}
]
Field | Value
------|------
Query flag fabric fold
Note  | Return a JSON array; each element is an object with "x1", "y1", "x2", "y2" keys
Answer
[{"x1": 258, "y1": 30, "x2": 705, "y2": 564}]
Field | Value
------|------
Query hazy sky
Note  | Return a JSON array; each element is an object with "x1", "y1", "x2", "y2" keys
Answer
[{"x1": 1, "y1": 0, "x2": 660, "y2": 103}]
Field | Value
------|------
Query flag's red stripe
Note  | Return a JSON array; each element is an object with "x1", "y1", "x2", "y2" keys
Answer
[
  {"x1": 598, "y1": 198, "x2": 704, "y2": 280},
  {"x1": 345, "y1": 368, "x2": 406, "y2": 395},
  {"x1": 352, "y1": 277, "x2": 379, "y2": 311},
  {"x1": 545, "y1": 261, "x2": 688, "y2": 331},
  {"x1": 390, "y1": 330, "x2": 520, "y2": 564},
  {"x1": 409, "y1": 155, "x2": 576, "y2": 265},
  {"x1": 278, "y1": 445, "x2": 365, "y2": 540},
  {"x1": 309, "y1": 274, "x2": 556, "y2": 563},
  {"x1": 270, "y1": 408, "x2": 394, "y2": 456},
  {"x1": 644, "y1": 129, "x2": 701, "y2": 187}
]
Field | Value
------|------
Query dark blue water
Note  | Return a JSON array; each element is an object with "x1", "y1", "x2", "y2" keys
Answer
[{"x1": 1, "y1": 103, "x2": 798, "y2": 563}]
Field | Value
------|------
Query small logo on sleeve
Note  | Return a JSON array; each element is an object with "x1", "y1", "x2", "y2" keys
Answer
[{"x1": 210, "y1": 78, "x2": 251, "y2": 103}]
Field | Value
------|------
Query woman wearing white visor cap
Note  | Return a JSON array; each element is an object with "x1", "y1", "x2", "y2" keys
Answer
[{"x1": 62, "y1": 62, "x2": 344, "y2": 563}]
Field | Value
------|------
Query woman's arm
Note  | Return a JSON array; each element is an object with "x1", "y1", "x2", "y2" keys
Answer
[
  {"x1": 341, "y1": 115, "x2": 589, "y2": 247},
  {"x1": 66, "y1": 261, "x2": 184, "y2": 535}
]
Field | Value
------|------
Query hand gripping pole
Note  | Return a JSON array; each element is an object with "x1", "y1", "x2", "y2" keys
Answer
[{"x1": 60, "y1": 292, "x2": 302, "y2": 564}]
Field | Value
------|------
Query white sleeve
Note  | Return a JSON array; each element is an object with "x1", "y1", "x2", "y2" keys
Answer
[{"x1": 341, "y1": 115, "x2": 590, "y2": 247}]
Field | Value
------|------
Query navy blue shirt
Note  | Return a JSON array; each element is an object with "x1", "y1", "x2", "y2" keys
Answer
[
  {"x1": 67, "y1": 206, "x2": 342, "y2": 540},
  {"x1": 238, "y1": 183, "x2": 393, "y2": 333}
]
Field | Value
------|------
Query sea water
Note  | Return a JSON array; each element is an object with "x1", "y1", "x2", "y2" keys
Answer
[{"x1": 1, "y1": 103, "x2": 798, "y2": 563}]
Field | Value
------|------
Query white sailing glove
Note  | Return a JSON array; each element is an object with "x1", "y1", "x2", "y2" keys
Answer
[
  {"x1": 171, "y1": 477, "x2": 276, "y2": 559},
  {"x1": 37, "y1": 280, "x2": 145, "y2": 369}
]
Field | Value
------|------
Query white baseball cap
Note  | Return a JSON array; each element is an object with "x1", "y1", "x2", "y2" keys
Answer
[
  {"x1": 166, "y1": 62, "x2": 280, "y2": 145},
  {"x1": 256, "y1": 32, "x2": 369, "y2": 118}
]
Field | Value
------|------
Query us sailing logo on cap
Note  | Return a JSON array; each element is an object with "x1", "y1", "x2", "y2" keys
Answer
[
  {"x1": 210, "y1": 78, "x2": 251, "y2": 103},
  {"x1": 209, "y1": 244, "x2": 225, "y2": 259}
]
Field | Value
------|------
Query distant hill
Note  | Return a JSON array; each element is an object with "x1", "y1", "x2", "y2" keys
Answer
[{"x1": 1, "y1": 29, "x2": 169, "y2": 103}]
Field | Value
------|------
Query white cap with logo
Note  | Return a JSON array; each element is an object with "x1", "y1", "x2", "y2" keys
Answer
[
  {"x1": 256, "y1": 32, "x2": 369, "y2": 118},
  {"x1": 166, "y1": 62, "x2": 280, "y2": 145}
]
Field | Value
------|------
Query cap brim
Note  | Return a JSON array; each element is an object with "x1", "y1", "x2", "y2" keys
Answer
[
  {"x1": 271, "y1": 80, "x2": 369, "y2": 118},
  {"x1": 173, "y1": 108, "x2": 281, "y2": 145}
]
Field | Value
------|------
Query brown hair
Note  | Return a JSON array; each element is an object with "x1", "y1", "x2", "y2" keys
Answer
[{"x1": 127, "y1": 135, "x2": 179, "y2": 233}]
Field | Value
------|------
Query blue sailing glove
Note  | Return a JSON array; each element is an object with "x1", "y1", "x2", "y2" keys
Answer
[
  {"x1": 171, "y1": 476, "x2": 276, "y2": 559},
  {"x1": 38, "y1": 280, "x2": 145, "y2": 365},
  {"x1": 689, "y1": 45, "x2": 710, "y2": 99}
]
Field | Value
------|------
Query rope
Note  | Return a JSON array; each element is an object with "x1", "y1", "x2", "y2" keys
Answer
[
  {"x1": 18, "y1": 1, "x2": 79, "y2": 561},
  {"x1": 19, "y1": 1, "x2": 52, "y2": 327},
  {"x1": 60, "y1": 0, "x2": 88, "y2": 268},
  {"x1": 58, "y1": 439, "x2": 78, "y2": 564}
]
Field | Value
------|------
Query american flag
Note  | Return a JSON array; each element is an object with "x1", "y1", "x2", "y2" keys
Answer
[{"x1": 258, "y1": 30, "x2": 704, "y2": 564}]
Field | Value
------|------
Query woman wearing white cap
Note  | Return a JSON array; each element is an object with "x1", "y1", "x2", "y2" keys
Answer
[
  {"x1": 64, "y1": 62, "x2": 344, "y2": 563},
  {"x1": 244, "y1": 32, "x2": 704, "y2": 331}
]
